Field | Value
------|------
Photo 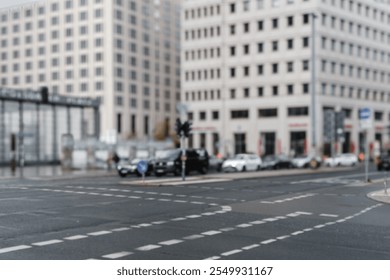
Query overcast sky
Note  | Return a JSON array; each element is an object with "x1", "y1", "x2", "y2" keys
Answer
[{"x1": 0, "y1": 0, "x2": 36, "y2": 9}]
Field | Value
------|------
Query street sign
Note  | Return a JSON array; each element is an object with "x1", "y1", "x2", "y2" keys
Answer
[
  {"x1": 359, "y1": 108, "x2": 372, "y2": 129},
  {"x1": 323, "y1": 110, "x2": 335, "y2": 143},
  {"x1": 137, "y1": 160, "x2": 148, "y2": 174}
]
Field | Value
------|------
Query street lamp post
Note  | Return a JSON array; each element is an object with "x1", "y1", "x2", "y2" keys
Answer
[{"x1": 310, "y1": 12, "x2": 318, "y2": 167}]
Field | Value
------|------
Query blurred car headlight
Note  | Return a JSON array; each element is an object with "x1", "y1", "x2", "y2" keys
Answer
[{"x1": 167, "y1": 161, "x2": 174, "y2": 166}]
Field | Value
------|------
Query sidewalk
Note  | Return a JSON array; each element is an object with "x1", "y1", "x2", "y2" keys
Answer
[
  {"x1": 0, "y1": 165, "x2": 114, "y2": 181},
  {"x1": 367, "y1": 188, "x2": 390, "y2": 204}
]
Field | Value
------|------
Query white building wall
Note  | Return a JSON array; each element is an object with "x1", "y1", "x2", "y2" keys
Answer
[{"x1": 182, "y1": 0, "x2": 390, "y2": 158}]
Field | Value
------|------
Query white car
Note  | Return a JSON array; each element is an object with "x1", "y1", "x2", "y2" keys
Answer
[
  {"x1": 292, "y1": 155, "x2": 322, "y2": 168},
  {"x1": 222, "y1": 154, "x2": 262, "y2": 172},
  {"x1": 324, "y1": 153, "x2": 358, "y2": 167}
]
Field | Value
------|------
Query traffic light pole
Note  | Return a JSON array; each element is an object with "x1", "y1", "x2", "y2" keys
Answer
[{"x1": 181, "y1": 133, "x2": 186, "y2": 181}]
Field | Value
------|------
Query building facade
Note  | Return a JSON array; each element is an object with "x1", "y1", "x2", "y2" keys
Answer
[
  {"x1": 0, "y1": 0, "x2": 181, "y2": 141},
  {"x1": 182, "y1": 0, "x2": 390, "y2": 158}
]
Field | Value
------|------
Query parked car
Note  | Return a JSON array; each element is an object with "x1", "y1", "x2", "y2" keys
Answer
[
  {"x1": 324, "y1": 153, "x2": 358, "y2": 167},
  {"x1": 261, "y1": 154, "x2": 292, "y2": 170},
  {"x1": 222, "y1": 153, "x2": 262, "y2": 172},
  {"x1": 153, "y1": 148, "x2": 209, "y2": 176},
  {"x1": 117, "y1": 158, "x2": 154, "y2": 177},
  {"x1": 292, "y1": 155, "x2": 322, "y2": 168},
  {"x1": 208, "y1": 154, "x2": 224, "y2": 172},
  {"x1": 376, "y1": 153, "x2": 390, "y2": 171}
]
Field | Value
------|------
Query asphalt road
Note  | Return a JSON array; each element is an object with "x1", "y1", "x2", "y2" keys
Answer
[{"x1": 0, "y1": 165, "x2": 389, "y2": 260}]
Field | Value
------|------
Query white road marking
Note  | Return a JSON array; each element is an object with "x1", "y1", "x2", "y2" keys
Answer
[
  {"x1": 236, "y1": 223, "x2": 252, "y2": 228},
  {"x1": 320, "y1": 214, "x2": 339, "y2": 218},
  {"x1": 158, "y1": 239, "x2": 183, "y2": 246},
  {"x1": 112, "y1": 227, "x2": 130, "y2": 232},
  {"x1": 32, "y1": 240, "x2": 63, "y2": 246},
  {"x1": 183, "y1": 234, "x2": 204, "y2": 240},
  {"x1": 261, "y1": 239, "x2": 277, "y2": 245},
  {"x1": 291, "y1": 231, "x2": 304, "y2": 236},
  {"x1": 64, "y1": 235, "x2": 88, "y2": 240},
  {"x1": 88, "y1": 231, "x2": 112, "y2": 236},
  {"x1": 202, "y1": 230, "x2": 221, "y2": 236},
  {"x1": 276, "y1": 235, "x2": 290, "y2": 240},
  {"x1": 219, "y1": 227, "x2": 235, "y2": 232},
  {"x1": 102, "y1": 251, "x2": 133, "y2": 259},
  {"x1": 250, "y1": 220, "x2": 265, "y2": 225},
  {"x1": 136, "y1": 245, "x2": 161, "y2": 251},
  {"x1": 242, "y1": 244, "x2": 260, "y2": 250},
  {"x1": 221, "y1": 249, "x2": 242, "y2": 256},
  {"x1": 186, "y1": 215, "x2": 201, "y2": 219},
  {"x1": 0, "y1": 245, "x2": 31, "y2": 254}
]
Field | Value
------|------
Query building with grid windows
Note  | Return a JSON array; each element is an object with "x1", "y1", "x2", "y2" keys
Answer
[
  {"x1": 0, "y1": 0, "x2": 181, "y2": 142},
  {"x1": 182, "y1": 0, "x2": 390, "y2": 158}
]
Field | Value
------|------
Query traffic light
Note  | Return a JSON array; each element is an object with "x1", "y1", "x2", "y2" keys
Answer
[
  {"x1": 175, "y1": 118, "x2": 182, "y2": 136},
  {"x1": 40, "y1": 86, "x2": 49, "y2": 103},
  {"x1": 182, "y1": 121, "x2": 192, "y2": 138}
]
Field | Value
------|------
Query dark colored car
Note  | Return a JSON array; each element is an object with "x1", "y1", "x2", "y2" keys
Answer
[
  {"x1": 154, "y1": 148, "x2": 209, "y2": 176},
  {"x1": 377, "y1": 153, "x2": 390, "y2": 171},
  {"x1": 261, "y1": 155, "x2": 292, "y2": 170},
  {"x1": 117, "y1": 158, "x2": 154, "y2": 177}
]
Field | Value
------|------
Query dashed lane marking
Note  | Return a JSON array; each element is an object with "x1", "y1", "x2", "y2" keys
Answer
[
  {"x1": 102, "y1": 251, "x2": 133, "y2": 259},
  {"x1": 260, "y1": 193, "x2": 316, "y2": 204},
  {"x1": 136, "y1": 245, "x2": 161, "y2": 251},
  {"x1": 320, "y1": 214, "x2": 339, "y2": 218},
  {"x1": 206, "y1": 204, "x2": 383, "y2": 259},
  {"x1": 32, "y1": 240, "x2": 63, "y2": 246},
  {"x1": 87, "y1": 231, "x2": 113, "y2": 236},
  {"x1": 0, "y1": 245, "x2": 31, "y2": 254},
  {"x1": 64, "y1": 235, "x2": 88, "y2": 241},
  {"x1": 95, "y1": 212, "x2": 305, "y2": 260},
  {"x1": 158, "y1": 239, "x2": 183, "y2": 246}
]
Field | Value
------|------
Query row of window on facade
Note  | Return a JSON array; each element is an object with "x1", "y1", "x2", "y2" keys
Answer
[
  {"x1": 184, "y1": 84, "x2": 309, "y2": 101},
  {"x1": 187, "y1": 107, "x2": 310, "y2": 122},
  {"x1": 184, "y1": 15, "x2": 310, "y2": 41},
  {"x1": 0, "y1": 23, "x2": 104, "y2": 38},
  {"x1": 184, "y1": 60, "x2": 309, "y2": 81},
  {"x1": 321, "y1": 60, "x2": 390, "y2": 84},
  {"x1": 184, "y1": 38, "x2": 308, "y2": 62},
  {"x1": 321, "y1": 13, "x2": 390, "y2": 45},
  {"x1": 0, "y1": 11, "x2": 103, "y2": 31},
  {"x1": 187, "y1": 106, "x2": 390, "y2": 122},
  {"x1": 321, "y1": 37, "x2": 390, "y2": 65},
  {"x1": 322, "y1": 0, "x2": 390, "y2": 24},
  {"x1": 320, "y1": 83, "x2": 390, "y2": 102}
]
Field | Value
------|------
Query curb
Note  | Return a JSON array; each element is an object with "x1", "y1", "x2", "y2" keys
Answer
[{"x1": 367, "y1": 188, "x2": 390, "y2": 204}]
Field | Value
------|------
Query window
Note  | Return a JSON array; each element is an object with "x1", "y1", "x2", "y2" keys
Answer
[
  {"x1": 302, "y1": 37, "x2": 309, "y2": 47},
  {"x1": 302, "y1": 83, "x2": 309, "y2": 94},
  {"x1": 272, "y1": 63, "x2": 278, "y2": 73},
  {"x1": 257, "y1": 64, "x2": 264, "y2": 75},
  {"x1": 212, "y1": 111, "x2": 219, "y2": 120},
  {"x1": 243, "y1": 22, "x2": 250, "y2": 33},
  {"x1": 302, "y1": 60, "x2": 309, "y2": 71},
  {"x1": 257, "y1": 42, "x2": 263, "y2": 53},
  {"x1": 199, "y1": 111, "x2": 206, "y2": 120},
  {"x1": 287, "y1": 39, "x2": 294, "y2": 49},
  {"x1": 303, "y1": 13, "x2": 309, "y2": 24},
  {"x1": 287, "y1": 16, "x2": 294, "y2": 26},
  {"x1": 230, "y1": 3, "x2": 235, "y2": 13},
  {"x1": 272, "y1": 41, "x2": 278, "y2": 51},
  {"x1": 288, "y1": 107, "x2": 309, "y2": 116},
  {"x1": 258, "y1": 20, "x2": 263, "y2": 30},
  {"x1": 259, "y1": 108, "x2": 277, "y2": 118},
  {"x1": 231, "y1": 110, "x2": 249, "y2": 119},
  {"x1": 287, "y1": 84, "x2": 294, "y2": 95},
  {"x1": 287, "y1": 61, "x2": 294, "y2": 72},
  {"x1": 244, "y1": 88, "x2": 250, "y2": 97},
  {"x1": 272, "y1": 86, "x2": 278, "y2": 96},
  {"x1": 272, "y1": 18, "x2": 278, "y2": 29}
]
